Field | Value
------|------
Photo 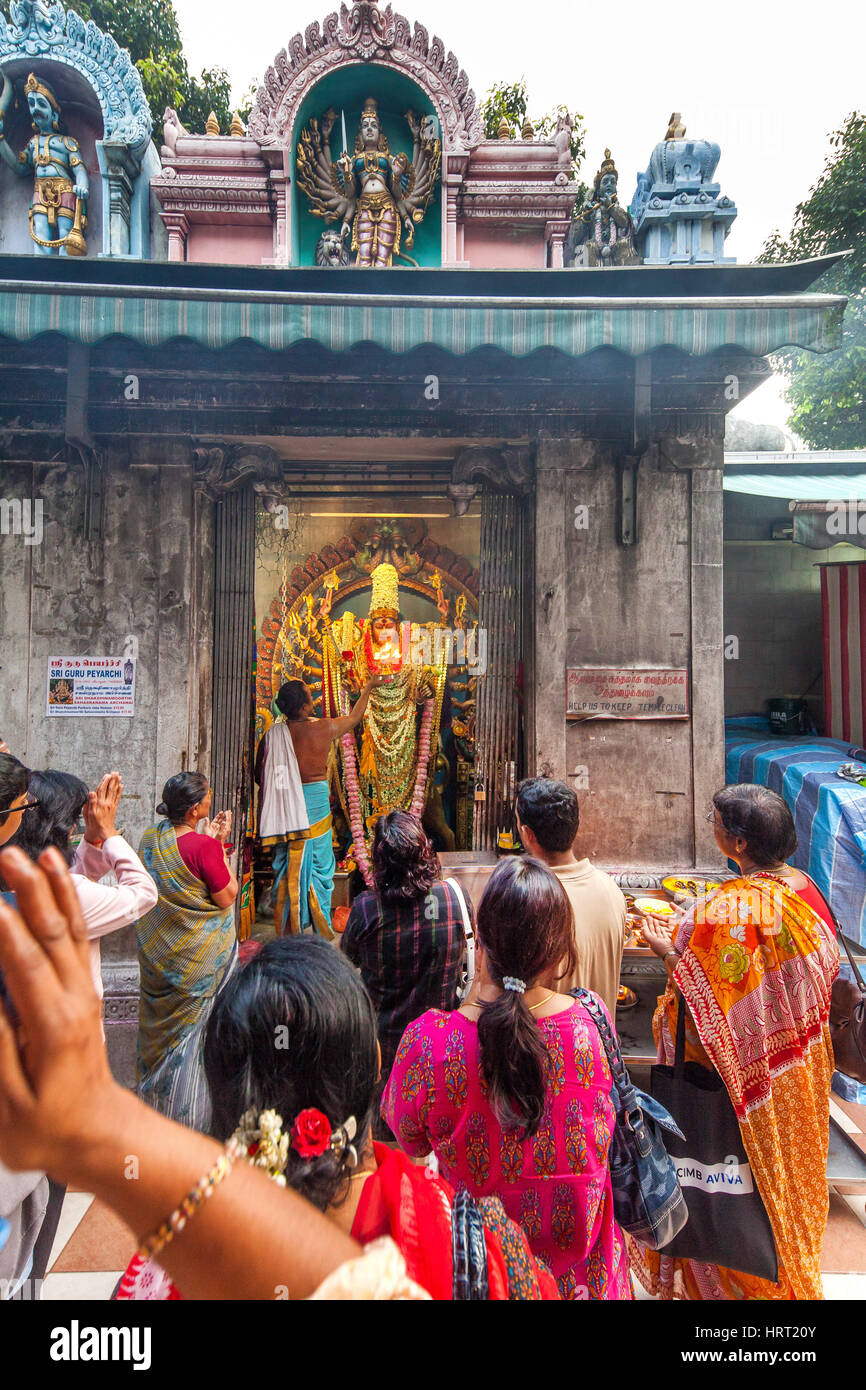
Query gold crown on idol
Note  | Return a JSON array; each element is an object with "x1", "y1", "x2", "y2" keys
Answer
[
  {"x1": 368, "y1": 562, "x2": 400, "y2": 621},
  {"x1": 593, "y1": 147, "x2": 618, "y2": 192},
  {"x1": 25, "y1": 73, "x2": 61, "y2": 113},
  {"x1": 356, "y1": 96, "x2": 388, "y2": 153}
]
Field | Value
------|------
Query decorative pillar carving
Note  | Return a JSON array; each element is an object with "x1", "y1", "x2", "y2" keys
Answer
[
  {"x1": 262, "y1": 144, "x2": 290, "y2": 265},
  {"x1": 97, "y1": 141, "x2": 139, "y2": 257},
  {"x1": 444, "y1": 150, "x2": 469, "y2": 267},
  {"x1": 545, "y1": 218, "x2": 571, "y2": 268},
  {"x1": 163, "y1": 212, "x2": 190, "y2": 262}
]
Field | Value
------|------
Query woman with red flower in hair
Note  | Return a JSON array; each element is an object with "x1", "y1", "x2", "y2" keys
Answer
[{"x1": 116, "y1": 936, "x2": 558, "y2": 1300}]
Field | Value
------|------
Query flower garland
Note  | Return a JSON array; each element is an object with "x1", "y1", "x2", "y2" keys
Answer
[
  {"x1": 341, "y1": 695, "x2": 435, "y2": 888},
  {"x1": 231, "y1": 1107, "x2": 359, "y2": 1180}
]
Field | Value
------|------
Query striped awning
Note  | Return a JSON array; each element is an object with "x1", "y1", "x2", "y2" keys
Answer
[{"x1": 0, "y1": 279, "x2": 846, "y2": 357}]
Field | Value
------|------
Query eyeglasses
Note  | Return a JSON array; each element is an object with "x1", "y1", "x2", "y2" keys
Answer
[{"x1": 0, "y1": 794, "x2": 40, "y2": 824}]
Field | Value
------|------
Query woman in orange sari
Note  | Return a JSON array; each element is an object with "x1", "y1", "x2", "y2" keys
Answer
[{"x1": 636, "y1": 784, "x2": 839, "y2": 1301}]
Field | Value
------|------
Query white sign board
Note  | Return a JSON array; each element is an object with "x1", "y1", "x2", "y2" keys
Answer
[
  {"x1": 566, "y1": 667, "x2": 689, "y2": 720},
  {"x1": 47, "y1": 657, "x2": 135, "y2": 717}
]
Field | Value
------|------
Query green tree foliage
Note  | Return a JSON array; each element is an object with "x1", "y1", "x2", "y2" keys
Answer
[
  {"x1": 760, "y1": 112, "x2": 865, "y2": 448},
  {"x1": 480, "y1": 78, "x2": 586, "y2": 185},
  {"x1": 42, "y1": 0, "x2": 234, "y2": 138}
]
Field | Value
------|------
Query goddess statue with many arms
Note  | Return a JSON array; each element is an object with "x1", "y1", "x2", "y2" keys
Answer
[
  {"x1": 319, "y1": 562, "x2": 451, "y2": 878},
  {"x1": 297, "y1": 97, "x2": 441, "y2": 267}
]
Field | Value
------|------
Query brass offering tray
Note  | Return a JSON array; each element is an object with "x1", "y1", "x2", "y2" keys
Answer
[
  {"x1": 623, "y1": 889, "x2": 675, "y2": 954},
  {"x1": 662, "y1": 874, "x2": 722, "y2": 904}
]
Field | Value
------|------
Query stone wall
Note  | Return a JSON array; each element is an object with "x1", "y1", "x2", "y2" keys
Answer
[
  {"x1": 0, "y1": 455, "x2": 209, "y2": 1084},
  {"x1": 532, "y1": 439, "x2": 726, "y2": 871}
]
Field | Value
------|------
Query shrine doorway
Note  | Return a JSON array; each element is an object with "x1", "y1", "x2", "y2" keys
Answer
[{"x1": 209, "y1": 480, "x2": 529, "y2": 930}]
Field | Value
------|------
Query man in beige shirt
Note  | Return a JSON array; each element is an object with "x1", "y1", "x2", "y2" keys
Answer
[{"x1": 515, "y1": 777, "x2": 626, "y2": 1019}]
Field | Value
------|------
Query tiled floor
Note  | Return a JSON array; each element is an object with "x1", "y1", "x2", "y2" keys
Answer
[{"x1": 40, "y1": 1101, "x2": 866, "y2": 1301}]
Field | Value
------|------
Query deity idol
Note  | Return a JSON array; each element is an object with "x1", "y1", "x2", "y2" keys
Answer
[
  {"x1": 573, "y1": 148, "x2": 638, "y2": 267},
  {"x1": 0, "y1": 70, "x2": 88, "y2": 255},
  {"x1": 319, "y1": 561, "x2": 451, "y2": 880},
  {"x1": 296, "y1": 97, "x2": 441, "y2": 267}
]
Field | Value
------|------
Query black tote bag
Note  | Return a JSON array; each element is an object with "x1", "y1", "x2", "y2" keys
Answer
[{"x1": 650, "y1": 999, "x2": 778, "y2": 1281}]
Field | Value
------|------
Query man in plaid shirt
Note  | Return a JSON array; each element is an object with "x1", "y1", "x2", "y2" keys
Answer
[{"x1": 341, "y1": 812, "x2": 474, "y2": 1106}]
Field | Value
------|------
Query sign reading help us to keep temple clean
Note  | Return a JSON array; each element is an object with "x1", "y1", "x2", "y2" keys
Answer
[
  {"x1": 566, "y1": 667, "x2": 689, "y2": 720},
  {"x1": 46, "y1": 657, "x2": 135, "y2": 717}
]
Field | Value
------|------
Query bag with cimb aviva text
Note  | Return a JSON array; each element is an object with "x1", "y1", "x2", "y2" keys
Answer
[{"x1": 651, "y1": 1000, "x2": 778, "y2": 1280}]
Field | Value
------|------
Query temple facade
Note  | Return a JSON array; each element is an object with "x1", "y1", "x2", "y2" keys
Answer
[{"x1": 0, "y1": 0, "x2": 847, "y2": 1076}]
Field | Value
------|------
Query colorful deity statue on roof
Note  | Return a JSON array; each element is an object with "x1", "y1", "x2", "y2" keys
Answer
[
  {"x1": 0, "y1": 69, "x2": 88, "y2": 255},
  {"x1": 572, "y1": 147, "x2": 638, "y2": 267},
  {"x1": 296, "y1": 96, "x2": 441, "y2": 267}
]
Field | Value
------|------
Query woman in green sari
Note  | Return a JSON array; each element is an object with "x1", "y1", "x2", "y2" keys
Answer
[{"x1": 136, "y1": 773, "x2": 238, "y2": 1127}]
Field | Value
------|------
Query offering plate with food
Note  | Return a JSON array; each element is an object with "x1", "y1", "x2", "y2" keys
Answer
[
  {"x1": 632, "y1": 897, "x2": 678, "y2": 921},
  {"x1": 624, "y1": 909, "x2": 649, "y2": 948},
  {"x1": 661, "y1": 875, "x2": 722, "y2": 904}
]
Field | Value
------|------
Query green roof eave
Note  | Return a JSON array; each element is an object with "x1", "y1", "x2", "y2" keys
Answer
[{"x1": 0, "y1": 279, "x2": 846, "y2": 358}]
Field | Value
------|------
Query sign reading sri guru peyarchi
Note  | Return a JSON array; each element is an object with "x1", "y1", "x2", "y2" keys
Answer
[
  {"x1": 566, "y1": 667, "x2": 689, "y2": 720},
  {"x1": 47, "y1": 657, "x2": 135, "y2": 717}
]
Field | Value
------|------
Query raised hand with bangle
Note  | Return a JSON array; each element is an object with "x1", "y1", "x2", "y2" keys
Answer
[{"x1": 0, "y1": 846, "x2": 360, "y2": 1300}]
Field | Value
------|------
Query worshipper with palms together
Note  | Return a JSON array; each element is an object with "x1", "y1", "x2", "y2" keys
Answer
[{"x1": 136, "y1": 773, "x2": 238, "y2": 1125}]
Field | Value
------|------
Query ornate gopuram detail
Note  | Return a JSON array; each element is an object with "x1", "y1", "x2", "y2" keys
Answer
[
  {"x1": 0, "y1": 0, "x2": 151, "y2": 148},
  {"x1": 192, "y1": 443, "x2": 285, "y2": 506},
  {"x1": 456, "y1": 140, "x2": 581, "y2": 267},
  {"x1": 570, "y1": 147, "x2": 639, "y2": 267},
  {"x1": 630, "y1": 113, "x2": 737, "y2": 265},
  {"x1": 147, "y1": 2, "x2": 581, "y2": 266},
  {"x1": 247, "y1": 1, "x2": 483, "y2": 151},
  {"x1": 447, "y1": 446, "x2": 535, "y2": 515},
  {"x1": 0, "y1": 0, "x2": 155, "y2": 256},
  {"x1": 153, "y1": 112, "x2": 273, "y2": 261},
  {"x1": 296, "y1": 97, "x2": 440, "y2": 267}
]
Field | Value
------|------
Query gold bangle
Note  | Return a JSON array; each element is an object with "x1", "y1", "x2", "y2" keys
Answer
[{"x1": 136, "y1": 1138, "x2": 241, "y2": 1262}]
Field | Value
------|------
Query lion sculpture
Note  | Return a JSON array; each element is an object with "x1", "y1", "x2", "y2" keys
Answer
[{"x1": 315, "y1": 229, "x2": 351, "y2": 268}]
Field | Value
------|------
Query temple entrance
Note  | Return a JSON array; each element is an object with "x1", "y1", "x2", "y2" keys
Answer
[
  {"x1": 208, "y1": 476, "x2": 529, "y2": 935},
  {"x1": 255, "y1": 498, "x2": 483, "y2": 850}
]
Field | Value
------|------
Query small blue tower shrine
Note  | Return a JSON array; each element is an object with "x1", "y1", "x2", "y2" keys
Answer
[{"x1": 630, "y1": 112, "x2": 737, "y2": 265}]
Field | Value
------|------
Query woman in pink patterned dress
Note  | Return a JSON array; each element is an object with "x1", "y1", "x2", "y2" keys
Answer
[{"x1": 382, "y1": 855, "x2": 632, "y2": 1301}]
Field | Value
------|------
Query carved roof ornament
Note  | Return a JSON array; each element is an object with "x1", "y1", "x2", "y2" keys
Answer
[
  {"x1": 205, "y1": 110, "x2": 220, "y2": 135},
  {"x1": 335, "y1": 0, "x2": 397, "y2": 58},
  {"x1": 0, "y1": 0, "x2": 152, "y2": 151},
  {"x1": 664, "y1": 112, "x2": 686, "y2": 141},
  {"x1": 247, "y1": 0, "x2": 482, "y2": 151}
]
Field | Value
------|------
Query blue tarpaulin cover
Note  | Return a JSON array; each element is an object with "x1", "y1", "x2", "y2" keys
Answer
[{"x1": 725, "y1": 716, "x2": 866, "y2": 946}]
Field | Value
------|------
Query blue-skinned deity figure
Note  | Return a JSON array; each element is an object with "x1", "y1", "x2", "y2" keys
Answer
[{"x1": 0, "y1": 69, "x2": 88, "y2": 255}]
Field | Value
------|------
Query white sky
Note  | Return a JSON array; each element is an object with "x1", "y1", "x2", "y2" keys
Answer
[{"x1": 173, "y1": 0, "x2": 865, "y2": 436}]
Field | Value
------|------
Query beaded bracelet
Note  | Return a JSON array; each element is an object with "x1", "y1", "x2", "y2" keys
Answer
[{"x1": 136, "y1": 1137, "x2": 242, "y2": 1262}]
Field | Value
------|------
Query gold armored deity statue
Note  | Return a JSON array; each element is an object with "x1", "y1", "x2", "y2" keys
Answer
[
  {"x1": 319, "y1": 563, "x2": 450, "y2": 862},
  {"x1": 297, "y1": 97, "x2": 441, "y2": 267}
]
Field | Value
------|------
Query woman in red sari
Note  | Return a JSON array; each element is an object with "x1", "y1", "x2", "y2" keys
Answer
[{"x1": 117, "y1": 935, "x2": 557, "y2": 1301}]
